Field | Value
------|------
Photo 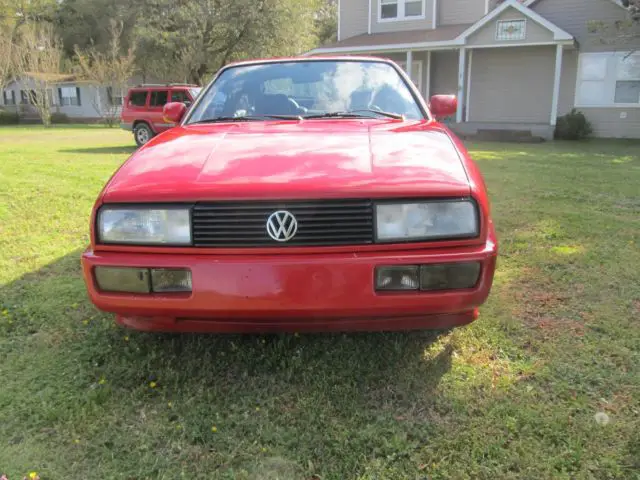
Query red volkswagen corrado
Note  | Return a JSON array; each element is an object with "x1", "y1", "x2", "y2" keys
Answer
[{"x1": 81, "y1": 57, "x2": 498, "y2": 333}]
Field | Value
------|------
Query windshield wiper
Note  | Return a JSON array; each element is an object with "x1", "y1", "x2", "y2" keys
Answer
[
  {"x1": 189, "y1": 114, "x2": 302, "y2": 124},
  {"x1": 303, "y1": 109, "x2": 404, "y2": 120}
]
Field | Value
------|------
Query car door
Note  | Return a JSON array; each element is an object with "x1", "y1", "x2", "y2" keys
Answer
[{"x1": 148, "y1": 89, "x2": 170, "y2": 132}]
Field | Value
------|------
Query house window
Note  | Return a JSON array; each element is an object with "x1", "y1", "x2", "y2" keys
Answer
[
  {"x1": 398, "y1": 60, "x2": 423, "y2": 92},
  {"x1": 106, "y1": 87, "x2": 124, "y2": 106},
  {"x1": 495, "y1": 19, "x2": 527, "y2": 41},
  {"x1": 379, "y1": 0, "x2": 425, "y2": 21},
  {"x1": 576, "y1": 52, "x2": 640, "y2": 106},
  {"x1": 58, "y1": 86, "x2": 81, "y2": 106},
  {"x1": 3, "y1": 90, "x2": 16, "y2": 105}
]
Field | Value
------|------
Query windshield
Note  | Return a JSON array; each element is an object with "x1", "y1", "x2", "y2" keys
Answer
[
  {"x1": 186, "y1": 60, "x2": 424, "y2": 123},
  {"x1": 190, "y1": 87, "x2": 202, "y2": 99}
]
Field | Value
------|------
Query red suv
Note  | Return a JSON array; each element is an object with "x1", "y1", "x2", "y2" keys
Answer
[{"x1": 120, "y1": 84, "x2": 201, "y2": 146}]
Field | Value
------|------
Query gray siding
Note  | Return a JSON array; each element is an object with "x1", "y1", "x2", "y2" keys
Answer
[
  {"x1": 532, "y1": 0, "x2": 640, "y2": 52},
  {"x1": 340, "y1": 0, "x2": 369, "y2": 40},
  {"x1": 580, "y1": 108, "x2": 640, "y2": 138},
  {"x1": 557, "y1": 48, "x2": 578, "y2": 116},
  {"x1": 439, "y1": 0, "x2": 485, "y2": 26},
  {"x1": 431, "y1": 50, "x2": 459, "y2": 95},
  {"x1": 468, "y1": 46, "x2": 556, "y2": 123},
  {"x1": 371, "y1": 0, "x2": 436, "y2": 33},
  {"x1": 467, "y1": 8, "x2": 554, "y2": 46}
]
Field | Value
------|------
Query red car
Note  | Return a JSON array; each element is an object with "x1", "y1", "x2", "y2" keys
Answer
[
  {"x1": 83, "y1": 57, "x2": 497, "y2": 333},
  {"x1": 120, "y1": 83, "x2": 201, "y2": 146}
]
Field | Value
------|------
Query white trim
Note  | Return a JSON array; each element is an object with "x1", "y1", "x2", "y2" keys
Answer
[
  {"x1": 495, "y1": 19, "x2": 527, "y2": 41},
  {"x1": 525, "y1": 0, "x2": 625, "y2": 8},
  {"x1": 457, "y1": 48, "x2": 465, "y2": 123},
  {"x1": 465, "y1": 49, "x2": 473, "y2": 122},
  {"x1": 457, "y1": 0, "x2": 573, "y2": 41},
  {"x1": 308, "y1": 41, "x2": 463, "y2": 55},
  {"x1": 406, "y1": 50, "x2": 413, "y2": 80},
  {"x1": 550, "y1": 44, "x2": 563, "y2": 126},
  {"x1": 426, "y1": 50, "x2": 431, "y2": 98},
  {"x1": 484, "y1": 0, "x2": 490, "y2": 15},
  {"x1": 337, "y1": 0, "x2": 341, "y2": 41},
  {"x1": 432, "y1": 0, "x2": 437, "y2": 29},
  {"x1": 368, "y1": 0, "x2": 372, "y2": 34},
  {"x1": 466, "y1": 40, "x2": 574, "y2": 49},
  {"x1": 378, "y1": 0, "x2": 427, "y2": 23}
]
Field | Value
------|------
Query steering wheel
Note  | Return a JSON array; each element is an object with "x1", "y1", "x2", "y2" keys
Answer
[{"x1": 287, "y1": 97, "x2": 308, "y2": 114}]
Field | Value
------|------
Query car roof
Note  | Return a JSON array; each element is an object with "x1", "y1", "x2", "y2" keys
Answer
[{"x1": 223, "y1": 55, "x2": 396, "y2": 69}]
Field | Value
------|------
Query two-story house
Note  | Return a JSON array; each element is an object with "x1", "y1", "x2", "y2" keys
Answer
[{"x1": 308, "y1": 0, "x2": 640, "y2": 139}]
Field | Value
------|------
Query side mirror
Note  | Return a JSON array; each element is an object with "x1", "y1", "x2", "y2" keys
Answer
[
  {"x1": 429, "y1": 95, "x2": 458, "y2": 119},
  {"x1": 163, "y1": 102, "x2": 187, "y2": 124}
]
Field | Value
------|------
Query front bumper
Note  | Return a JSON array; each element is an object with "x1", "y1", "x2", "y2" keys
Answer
[{"x1": 81, "y1": 239, "x2": 497, "y2": 333}]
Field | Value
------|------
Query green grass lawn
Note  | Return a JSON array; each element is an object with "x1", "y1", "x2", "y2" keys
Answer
[{"x1": 0, "y1": 126, "x2": 639, "y2": 480}]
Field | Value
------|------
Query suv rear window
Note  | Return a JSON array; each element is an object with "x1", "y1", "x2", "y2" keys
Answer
[
  {"x1": 129, "y1": 90, "x2": 147, "y2": 107},
  {"x1": 171, "y1": 90, "x2": 190, "y2": 103},
  {"x1": 150, "y1": 90, "x2": 169, "y2": 107}
]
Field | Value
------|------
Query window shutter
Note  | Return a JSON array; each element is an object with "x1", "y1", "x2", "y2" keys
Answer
[
  {"x1": 106, "y1": 86, "x2": 113, "y2": 105},
  {"x1": 58, "y1": 88, "x2": 63, "y2": 105},
  {"x1": 2, "y1": 90, "x2": 6, "y2": 104},
  {"x1": 12, "y1": 91, "x2": 15, "y2": 105},
  {"x1": 76, "y1": 87, "x2": 81, "y2": 106}
]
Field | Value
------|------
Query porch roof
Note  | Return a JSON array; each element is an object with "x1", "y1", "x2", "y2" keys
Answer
[{"x1": 316, "y1": 24, "x2": 471, "y2": 52}]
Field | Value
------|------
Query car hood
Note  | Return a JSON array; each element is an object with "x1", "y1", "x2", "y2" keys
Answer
[{"x1": 103, "y1": 120, "x2": 470, "y2": 203}]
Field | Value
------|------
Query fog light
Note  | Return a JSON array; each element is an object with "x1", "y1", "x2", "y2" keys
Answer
[
  {"x1": 150, "y1": 268, "x2": 192, "y2": 293},
  {"x1": 420, "y1": 262, "x2": 481, "y2": 291},
  {"x1": 94, "y1": 267, "x2": 150, "y2": 293},
  {"x1": 375, "y1": 266, "x2": 419, "y2": 291}
]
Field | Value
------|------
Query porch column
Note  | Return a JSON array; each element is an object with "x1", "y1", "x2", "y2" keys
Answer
[
  {"x1": 457, "y1": 47, "x2": 466, "y2": 123},
  {"x1": 406, "y1": 50, "x2": 413, "y2": 80},
  {"x1": 550, "y1": 44, "x2": 563, "y2": 126},
  {"x1": 426, "y1": 51, "x2": 432, "y2": 98}
]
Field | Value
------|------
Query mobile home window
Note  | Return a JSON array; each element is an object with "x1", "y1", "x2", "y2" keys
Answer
[
  {"x1": 58, "y1": 86, "x2": 81, "y2": 106},
  {"x1": 3, "y1": 90, "x2": 16, "y2": 105}
]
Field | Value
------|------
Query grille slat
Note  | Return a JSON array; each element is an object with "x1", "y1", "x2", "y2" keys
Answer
[{"x1": 192, "y1": 200, "x2": 374, "y2": 247}]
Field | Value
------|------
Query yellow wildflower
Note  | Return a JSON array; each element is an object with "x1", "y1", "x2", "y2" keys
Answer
[
  {"x1": 1, "y1": 309, "x2": 8, "y2": 315},
  {"x1": 82, "y1": 319, "x2": 89, "y2": 325},
  {"x1": 29, "y1": 472, "x2": 38, "y2": 480},
  {"x1": 124, "y1": 336, "x2": 129, "y2": 342},
  {"x1": 74, "y1": 438, "x2": 80, "y2": 444},
  {"x1": 255, "y1": 406, "x2": 260, "y2": 412},
  {"x1": 149, "y1": 381, "x2": 157, "y2": 388},
  {"x1": 261, "y1": 447, "x2": 267, "y2": 453},
  {"x1": 98, "y1": 377, "x2": 106, "y2": 385},
  {"x1": 168, "y1": 401, "x2": 173, "y2": 408},
  {"x1": 211, "y1": 426, "x2": 217, "y2": 433}
]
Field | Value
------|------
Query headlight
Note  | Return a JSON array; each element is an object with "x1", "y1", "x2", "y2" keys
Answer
[
  {"x1": 98, "y1": 207, "x2": 191, "y2": 245},
  {"x1": 376, "y1": 200, "x2": 478, "y2": 242}
]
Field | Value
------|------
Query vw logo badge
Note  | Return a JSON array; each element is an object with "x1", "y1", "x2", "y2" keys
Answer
[{"x1": 266, "y1": 210, "x2": 298, "y2": 242}]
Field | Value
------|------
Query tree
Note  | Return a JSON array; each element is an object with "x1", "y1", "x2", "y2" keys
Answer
[
  {"x1": 589, "y1": 0, "x2": 640, "y2": 51},
  {"x1": 14, "y1": 23, "x2": 63, "y2": 126},
  {"x1": 75, "y1": 19, "x2": 136, "y2": 126},
  {"x1": 134, "y1": 0, "x2": 322, "y2": 84},
  {"x1": 315, "y1": 0, "x2": 337, "y2": 46}
]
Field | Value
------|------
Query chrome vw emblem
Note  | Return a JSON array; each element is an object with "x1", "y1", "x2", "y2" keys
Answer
[{"x1": 266, "y1": 210, "x2": 298, "y2": 242}]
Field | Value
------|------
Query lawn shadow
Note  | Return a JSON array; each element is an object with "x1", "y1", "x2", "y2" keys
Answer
[
  {"x1": 1, "y1": 250, "x2": 455, "y2": 467},
  {"x1": 60, "y1": 145, "x2": 137, "y2": 155}
]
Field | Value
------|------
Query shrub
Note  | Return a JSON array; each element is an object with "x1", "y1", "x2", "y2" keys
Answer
[
  {"x1": 0, "y1": 110, "x2": 19, "y2": 125},
  {"x1": 555, "y1": 109, "x2": 593, "y2": 140},
  {"x1": 50, "y1": 112, "x2": 71, "y2": 124}
]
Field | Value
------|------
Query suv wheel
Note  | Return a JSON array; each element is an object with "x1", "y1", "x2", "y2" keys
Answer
[{"x1": 134, "y1": 123, "x2": 153, "y2": 147}]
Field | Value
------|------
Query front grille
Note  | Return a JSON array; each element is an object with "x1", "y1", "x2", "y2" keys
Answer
[{"x1": 192, "y1": 200, "x2": 374, "y2": 247}]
